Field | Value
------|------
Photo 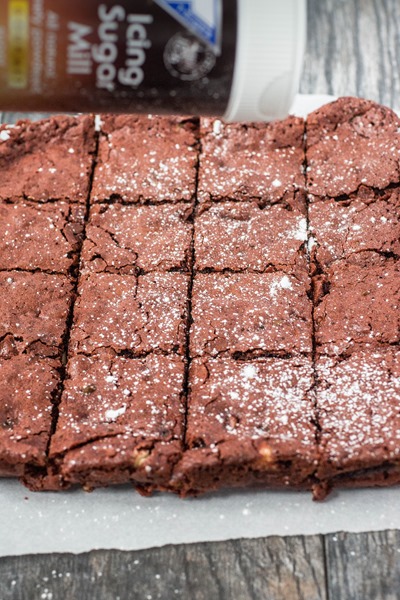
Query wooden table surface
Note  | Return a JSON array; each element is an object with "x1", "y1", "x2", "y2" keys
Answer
[{"x1": 2, "y1": 1, "x2": 400, "y2": 598}]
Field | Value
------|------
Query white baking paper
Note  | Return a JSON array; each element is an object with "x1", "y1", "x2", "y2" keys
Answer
[
  {"x1": 2, "y1": 94, "x2": 399, "y2": 557},
  {"x1": 3, "y1": 481, "x2": 400, "y2": 556}
]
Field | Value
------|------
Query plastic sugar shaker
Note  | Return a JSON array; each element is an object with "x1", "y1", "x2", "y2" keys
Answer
[{"x1": 0, "y1": 0, "x2": 306, "y2": 121}]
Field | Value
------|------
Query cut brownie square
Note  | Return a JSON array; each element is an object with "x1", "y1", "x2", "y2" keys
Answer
[
  {"x1": 81, "y1": 203, "x2": 193, "y2": 275},
  {"x1": 70, "y1": 272, "x2": 189, "y2": 356},
  {"x1": 0, "y1": 115, "x2": 96, "y2": 203},
  {"x1": 0, "y1": 272, "x2": 73, "y2": 359},
  {"x1": 190, "y1": 273, "x2": 313, "y2": 358},
  {"x1": 91, "y1": 115, "x2": 198, "y2": 203},
  {"x1": 171, "y1": 355, "x2": 317, "y2": 495},
  {"x1": 0, "y1": 201, "x2": 85, "y2": 273},
  {"x1": 309, "y1": 187, "x2": 400, "y2": 269},
  {"x1": 306, "y1": 97, "x2": 400, "y2": 198},
  {"x1": 0, "y1": 355, "x2": 59, "y2": 477},
  {"x1": 315, "y1": 349, "x2": 400, "y2": 495},
  {"x1": 194, "y1": 200, "x2": 308, "y2": 275},
  {"x1": 314, "y1": 254, "x2": 399, "y2": 356},
  {"x1": 198, "y1": 116, "x2": 305, "y2": 207},
  {"x1": 50, "y1": 351, "x2": 185, "y2": 489}
]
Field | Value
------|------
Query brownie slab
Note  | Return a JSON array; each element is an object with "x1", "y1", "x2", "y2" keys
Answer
[
  {"x1": 0, "y1": 272, "x2": 73, "y2": 359},
  {"x1": 309, "y1": 187, "x2": 400, "y2": 269},
  {"x1": 81, "y1": 203, "x2": 192, "y2": 275},
  {"x1": 190, "y1": 273, "x2": 313, "y2": 358},
  {"x1": 0, "y1": 201, "x2": 85, "y2": 273},
  {"x1": 0, "y1": 356, "x2": 59, "y2": 477},
  {"x1": 315, "y1": 349, "x2": 400, "y2": 495},
  {"x1": 198, "y1": 116, "x2": 305, "y2": 207},
  {"x1": 307, "y1": 97, "x2": 400, "y2": 198},
  {"x1": 171, "y1": 356, "x2": 317, "y2": 495},
  {"x1": 314, "y1": 255, "x2": 400, "y2": 356},
  {"x1": 0, "y1": 115, "x2": 95, "y2": 203},
  {"x1": 50, "y1": 351, "x2": 185, "y2": 489},
  {"x1": 91, "y1": 115, "x2": 198, "y2": 203},
  {"x1": 1, "y1": 96, "x2": 399, "y2": 500},
  {"x1": 70, "y1": 272, "x2": 189, "y2": 356},
  {"x1": 195, "y1": 201, "x2": 308, "y2": 274}
]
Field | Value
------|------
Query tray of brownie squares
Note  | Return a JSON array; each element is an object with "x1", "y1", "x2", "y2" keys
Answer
[{"x1": 0, "y1": 97, "x2": 399, "y2": 502}]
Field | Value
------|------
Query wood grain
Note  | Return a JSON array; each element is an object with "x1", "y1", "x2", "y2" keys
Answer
[
  {"x1": 325, "y1": 531, "x2": 400, "y2": 600},
  {"x1": 0, "y1": 537, "x2": 326, "y2": 600},
  {"x1": 301, "y1": 0, "x2": 400, "y2": 111}
]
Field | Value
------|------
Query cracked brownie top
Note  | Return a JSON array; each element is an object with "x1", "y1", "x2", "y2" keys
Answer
[
  {"x1": 0, "y1": 97, "x2": 399, "y2": 498},
  {"x1": 91, "y1": 115, "x2": 199, "y2": 204},
  {"x1": 0, "y1": 115, "x2": 96, "y2": 203}
]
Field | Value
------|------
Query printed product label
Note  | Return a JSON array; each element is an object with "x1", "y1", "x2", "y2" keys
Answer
[
  {"x1": 0, "y1": 0, "x2": 237, "y2": 114},
  {"x1": 154, "y1": 0, "x2": 222, "y2": 54}
]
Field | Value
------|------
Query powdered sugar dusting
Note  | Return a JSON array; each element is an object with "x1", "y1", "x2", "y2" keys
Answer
[
  {"x1": 91, "y1": 115, "x2": 198, "y2": 203},
  {"x1": 270, "y1": 274, "x2": 293, "y2": 297},
  {"x1": 0, "y1": 356, "x2": 59, "y2": 463},
  {"x1": 51, "y1": 354, "x2": 186, "y2": 458},
  {"x1": 279, "y1": 276, "x2": 292, "y2": 290},
  {"x1": 241, "y1": 364, "x2": 258, "y2": 380},
  {"x1": 189, "y1": 356, "x2": 316, "y2": 450},
  {"x1": 198, "y1": 117, "x2": 305, "y2": 204},
  {"x1": 195, "y1": 203, "x2": 309, "y2": 272},
  {"x1": 293, "y1": 218, "x2": 308, "y2": 241},
  {"x1": 0, "y1": 130, "x2": 10, "y2": 141},
  {"x1": 81, "y1": 203, "x2": 192, "y2": 275},
  {"x1": 105, "y1": 404, "x2": 127, "y2": 423},
  {"x1": 70, "y1": 272, "x2": 188, "y2": 355},
  {"x1": 317, "y1": 349, "x2": 400, "y2": 467},
  {"x1": 94, "y1": 115, "x2": 103, "y2": 132},
  {"x1": 191, "y1": 273, "x2": 312, "y2": 357}
]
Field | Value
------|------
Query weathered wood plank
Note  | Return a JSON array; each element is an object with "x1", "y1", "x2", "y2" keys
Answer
[
  {"x1": 326, "y1": 530, "x2": 400, "y2": 599},
  {"x1": 325, "y1": 530, "x2": 400, "y2": 600},
  {"x1": 0, "y1": 536, "x2": 326, "y2": 600},
  {"x1": 301, "y1": 0, "x2": 400, "y2": 111}
]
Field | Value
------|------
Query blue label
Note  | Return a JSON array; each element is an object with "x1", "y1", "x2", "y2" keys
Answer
[{"x1": 154, "y1": 0, "x2": 222, "y2": 54}]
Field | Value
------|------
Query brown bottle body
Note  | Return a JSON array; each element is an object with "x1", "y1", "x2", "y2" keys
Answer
[{"x1": 0, "y1": 0, "x2": 237, "y2": 114}]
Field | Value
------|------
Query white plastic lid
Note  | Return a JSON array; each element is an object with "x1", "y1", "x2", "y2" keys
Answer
[{"x1": 224, "y1": 0, "x2": 307, "y2": 122}]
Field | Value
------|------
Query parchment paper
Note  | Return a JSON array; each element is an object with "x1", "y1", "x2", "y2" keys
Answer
[
  {"x1": 3, "y1": 480, "x2": 400, "y2": 556},
  {"x1": 2, "y1": 94, "x2": 399, "y2": 557}
]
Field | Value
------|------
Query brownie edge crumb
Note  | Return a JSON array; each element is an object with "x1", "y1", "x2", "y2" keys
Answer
[{"x1": 171, "y1": 356, "x2": 317, "y2": 496}]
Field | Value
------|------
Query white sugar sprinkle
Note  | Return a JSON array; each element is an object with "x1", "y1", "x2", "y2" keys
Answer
[
  {"x1": 213, "y1": 120, "x2": 223, "y2": 134},
  {"x1": 294, "y1": 218, "x2": 308, "y2": 241},
  {"x1": 104, "y1": 405, "x2": 127, "y2": 422},
  {"x1": 0, "y1": 130, "x2": 10, "y2": 141},
  {"x1": 241, "y1": 365, "x2": 258, "y2": 380},
  {"x1": 95, "y1": 114, "x2": 103, "y2": 131},
  {"x1": 270, "y1": 275, "x2": 293, "y2": 296},
  {"x1": 280, "y1": 275, "x2": 292, "y2": 290}
]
